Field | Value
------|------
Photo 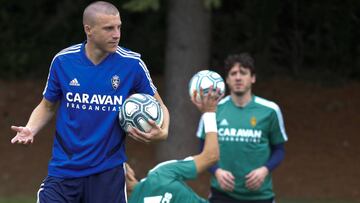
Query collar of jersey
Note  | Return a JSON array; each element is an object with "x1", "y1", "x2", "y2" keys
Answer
[
  {"x1": 230, "y1": 95, "x2": 255, "y2": 109},
  {"x1": 80, "y1": 41, "x2": 114, "y2": 67}
]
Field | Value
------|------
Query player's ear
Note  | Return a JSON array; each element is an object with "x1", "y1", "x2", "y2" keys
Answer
[{"x1": 84, "y1": 24, "x2": 92, "y2": 36}]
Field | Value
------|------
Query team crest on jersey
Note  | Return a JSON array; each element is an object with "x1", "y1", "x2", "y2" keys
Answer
[
  {"x1": 111, "y1": 75, "x2": 120, "y2": 90},
  {"x1": 250, "y1": 116, "x2": 257, "y2": 127}
]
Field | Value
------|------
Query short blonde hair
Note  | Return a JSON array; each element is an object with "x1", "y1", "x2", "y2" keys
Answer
[{"x1": 83, "y1": 1, "x2": 119, "y2": 26}]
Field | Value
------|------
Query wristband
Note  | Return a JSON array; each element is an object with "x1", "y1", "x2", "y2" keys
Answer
[{"x1": 203, "y1": 112, "x2": 217, "y2": 133}]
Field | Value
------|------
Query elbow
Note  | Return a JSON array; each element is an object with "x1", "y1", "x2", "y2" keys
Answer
[
  {"x1": 213, "y1": 148, "x2": 220, "y2": 163},
  {"x1": 158, "y1": 128, "x2": 169, "y2": 140},
  {"x1": 42, "y1": 99, "x2": 57, "y2": 113},
  {"x1": 159, "y1": 132, "x2": 168, "y2": 140},
  {"x1": 206, "y1": 148, "x2": 219, "y2": 166}
]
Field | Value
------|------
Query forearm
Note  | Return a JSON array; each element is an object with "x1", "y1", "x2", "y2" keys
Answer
[
  {"x1": 199, "y1": 139, "x2": 219, "y2": 175},
  {"x1": 153, "y1": 92, "x2": 169, "y2": 140},
  {"x1": 194, "y1": 132, "x2": 219, "y2": 174},
  {"x1": 159, "y1": 103, "x2": 169, "y2": 138},
  {"x1": 202, "y1": 132, "x2": 219, "y2": 163},
  {"x1": 26, "y1": 98, "x2": 57, "y2": 135},
  {"x1": 194, "y1": 112, "x2": 219, "y2": 174}
]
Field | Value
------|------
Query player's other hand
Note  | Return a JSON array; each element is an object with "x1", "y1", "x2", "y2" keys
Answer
[
  {"x1": 215, "y1": 168, "x2": 235, "y2": 191},
  {"x1": 125, "y1": 163, "x2": 138, "y2": 192},
  {"x1": 10, "y1": 126, "x2": 34, "y2": 145},
  {"x1": 127, "y1": 120, "x2": 164, "y2": 143},
  {"x1": 245, "y1": 166, "x2": 269, "y2": 191},
  {"x1": 191, "y1": 87, "x2": 224, "y2": 113}
]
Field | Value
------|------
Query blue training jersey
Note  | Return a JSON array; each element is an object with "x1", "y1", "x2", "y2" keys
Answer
[{"x1": 43, "y1": 42, "x2": 156, "y2": 178}]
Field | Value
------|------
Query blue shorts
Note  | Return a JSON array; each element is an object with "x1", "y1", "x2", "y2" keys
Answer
[{"x1": 37, "y1": 164, "x2": 127, "y2": 203}]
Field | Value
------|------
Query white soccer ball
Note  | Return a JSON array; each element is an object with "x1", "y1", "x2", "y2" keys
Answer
[
  {"x1": 189, "y1": 70, "x2": 225, "y2": 101},
  {"x1": 119, "y1": 93, "x2": 163, "y2": 133}
]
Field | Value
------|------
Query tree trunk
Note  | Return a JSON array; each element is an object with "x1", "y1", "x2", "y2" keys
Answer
[{"x1": 157, "y1": 0, "x2": 211, "y2": 161}]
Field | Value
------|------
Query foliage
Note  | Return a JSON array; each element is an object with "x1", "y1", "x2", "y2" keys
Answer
[
  {"x1": 122, "y1": 0, "x2": 160, "y2": 12},
  {"x1": 0, "y1": 0, "x2": 165, "y2": 79},
  {"x1": 122, "y1": 0, "x2": 221, "y2": 12},
  {"x1": 203, "y1": 0, "x2": 222, "y2": 9},
  {"x1": 0, "y1": 0, "x2": 359, "y2": 81},
  {"x1": 0, "y1": 0, "x2": 86, "y2": 79},
  {"x1": 210, "y1": 0, "x2": 360, "y2": 81}
]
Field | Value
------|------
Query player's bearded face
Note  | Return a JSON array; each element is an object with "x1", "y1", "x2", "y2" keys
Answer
[
  {"x1": 91, "y1": 14, "x2": 121, "y2": 53},
  {"x1": 226, "y1": 64, "x2": 255, "y2": 95}
]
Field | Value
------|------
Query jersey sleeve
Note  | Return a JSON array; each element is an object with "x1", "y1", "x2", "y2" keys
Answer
[
  {"x1": 134, "y1": 59, "x2": 157, "y2": 96},
  {"x1": 151, "y1": 157, "x2": 198, "y2": 181},
  {"x1": 42, "y1": 57, "x2": 62, "y2": 102},
  {"x1": 269, "y1": 105, "x2": 288, "y2": 144}
]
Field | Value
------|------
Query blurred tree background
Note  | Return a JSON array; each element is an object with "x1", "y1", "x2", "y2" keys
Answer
[
  {"x1": 1, "y1": 0, "x2": 360, "y2": 201},
  {"x1": 1, "y1": 0, "x2": 359, "y2": 81},
  {"x1": 2, "y1": 0, "x2": 360, "y2": 162}
]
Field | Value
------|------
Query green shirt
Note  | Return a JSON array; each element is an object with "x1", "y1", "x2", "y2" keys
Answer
[
  {"x1": 197, "y1": 95, "x2": 288, "y2": 200},
  {"x1": 129, "y1": 157, "x2": 208, "y2": 203}
]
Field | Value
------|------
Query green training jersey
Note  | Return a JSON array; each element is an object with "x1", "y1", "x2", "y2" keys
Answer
[
  {"x1": 128, "y1": 157, "x2": 208, "y2": 203},
  {"x1": 197, "y1": 95, "x2": 288, "y2": 201}
]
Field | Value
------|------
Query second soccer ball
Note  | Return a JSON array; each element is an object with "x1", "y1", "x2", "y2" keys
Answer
[{"x1": 189, "y1": 70, "x2": 225, "y2": 101}]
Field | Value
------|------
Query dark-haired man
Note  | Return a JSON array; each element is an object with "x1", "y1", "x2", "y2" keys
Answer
[{"x1": 197, "y1": 53, "x2": 288, "y2": 203}]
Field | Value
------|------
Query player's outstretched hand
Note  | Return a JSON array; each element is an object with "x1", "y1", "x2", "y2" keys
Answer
[
  {"x1": 245, "y1": 166, "x2": 269, "y2": 191},
  {"x1": 127, "y1": 120, "x2": 164, "y2": 143},
  {"x1": 10, "y1": 126, "x2": 34, "y2": 145},
  {"x1": 191, "y1": 86, "x2": 224, "y2": 113},
  {"x1": 215, "y1": 168, "x2": 235, "y2": 191}
]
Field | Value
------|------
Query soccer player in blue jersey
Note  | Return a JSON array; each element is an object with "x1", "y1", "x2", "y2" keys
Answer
[
  {"x1": 197, "y1": 53, "x2": 288, "y2": 203},
  {"x1": 10, "y1": 1, "x2": 169, "y2": 203}
]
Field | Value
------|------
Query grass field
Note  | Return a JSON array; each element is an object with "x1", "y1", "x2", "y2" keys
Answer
[
  {"x1": 278, "y1": 198, "x2": 359, "y2": 203},
  {"x1": 0, "y1": 197, "x2": 35, "y2": 203},
  {"x1": 0, "y1": 197, "x2": 358, "y2": 203}
]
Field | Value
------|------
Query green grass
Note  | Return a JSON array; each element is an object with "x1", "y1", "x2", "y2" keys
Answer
[
  {"x1": 278, "y1": 198, "x2": 359, "y2": 203},
  {"x1": 0, "y1": 197, "x2": 36, "y2": 203},
  {"x1": 0, "y1": 197, "x2": 358, "y2": 203}
]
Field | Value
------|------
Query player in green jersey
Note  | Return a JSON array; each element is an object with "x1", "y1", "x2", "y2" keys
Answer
[
  {"x1": 197, "y1": 53, "x2": 288, "y2": 203},
  {"x1": 126, "y1": 88, "x2": 223, "y2": 203}
]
